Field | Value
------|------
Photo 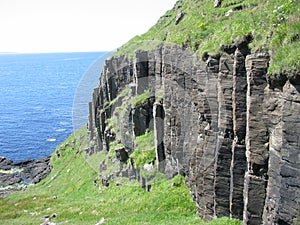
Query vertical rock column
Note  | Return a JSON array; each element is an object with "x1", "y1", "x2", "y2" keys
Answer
[
  {"x1": 278, "y1": 81, "x2": 300, "y2": 224},
  {"x1": 163, "y1": 46, "x2": 194, "y2": 178},
  {"x1": 149, "y1": 48, "x2": 166, "y2": 172},
  {"x1": 263, "y1": 79, "x2": 300, "y2": 224},
  {"x1": 154, "y1": 102, "x2": 165, "y2": 172},
  {"x1": 88, "y1": 87, "x2": 101, "y2": 154},
  {"x1": 244, "y1": 53, "x2": 269, "y2": 225},
  {"x1": 186, "y1": 59, "x2": 209, "y2": 219},
  {"x1": 230, "y1": 49, "x2": 247, "y2": 219},
  {"x1": 134, "y1": 50, "x2": 149, "y2": 95},
  {"x1": 196, "y1": 55, "x2": 220, "y2": 221},
  {"x1": 214, "y1": 53, "x2": 234, "y2": 217},
  {"x1": 262, "y1": 81, "x2": 283, "y2": 224}
]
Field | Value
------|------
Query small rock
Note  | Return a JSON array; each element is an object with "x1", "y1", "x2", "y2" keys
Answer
[
  {"x1": 30, "y1": 212, "x2": 38, "y2": 216},
  {"x1": 95, "y1": 217, "x2": 105, "y2": 225},
  {"x1": 42, "y1": 213, "x2": 57, "y2": 221},
  {"x1": 225, "y1": 9, "x2": 233, "y2": 16},
  {"x1": 175, "y1": 12, "x2": 185, "y2": 25},
  {"x1": 204, "y1": 123, "x2": 210, "y2": 131},
  {"x1": 143, "y1": 163, "x2": 154, "y2": 172},
  {"x1": 40, "y1": 222, "x2": 56, "y2": 225},
  {"x1": 214, "y1": 0, "x2": 222, "y2": 8},
  {"x1": 50, "y1": 213, "x2": 57, "y2": 219}
]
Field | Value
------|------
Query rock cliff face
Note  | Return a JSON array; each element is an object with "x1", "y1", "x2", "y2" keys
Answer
[{"x1": 87, "y1": 42, "x2": 300, "y2": 224}]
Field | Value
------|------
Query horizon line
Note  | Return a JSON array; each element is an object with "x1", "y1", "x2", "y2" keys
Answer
[{"x1": 0, "y1": 50, "x2": 115, "y2": 54}]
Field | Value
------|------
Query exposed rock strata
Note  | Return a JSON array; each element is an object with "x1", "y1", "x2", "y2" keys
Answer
[
  {"x1": 0, "y1": 156, "x2": 51, "y2": 197},
  {"x1": 88, "y1": 44, "x2": 300, "y2": 224}
]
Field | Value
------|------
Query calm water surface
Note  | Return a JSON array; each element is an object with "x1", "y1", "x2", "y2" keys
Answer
[{"x1": 0, "y1": 52, "x2": 106, "y2": 161}]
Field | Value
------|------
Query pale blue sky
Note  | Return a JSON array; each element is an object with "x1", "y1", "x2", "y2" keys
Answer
[{"x1": 0, "y1": 0, "x2": 177, "y2": 53}]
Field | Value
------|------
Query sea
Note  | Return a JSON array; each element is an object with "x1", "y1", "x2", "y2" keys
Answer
[{"x1": 0, "y1": 52, "x2": 111, "y2": 162}]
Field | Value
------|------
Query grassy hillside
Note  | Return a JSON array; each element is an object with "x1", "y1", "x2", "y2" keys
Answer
[
  {"x1": 0, "y1": 127, "x2": 241, "y2": 224},
  {"x1": 116, "y1": 0, "x2": 299, "y2": 74}
]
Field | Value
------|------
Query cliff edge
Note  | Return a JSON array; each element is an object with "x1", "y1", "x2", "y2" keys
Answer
[{"x1": 87, "y1": 1, "x2": 300, "y2": 224}]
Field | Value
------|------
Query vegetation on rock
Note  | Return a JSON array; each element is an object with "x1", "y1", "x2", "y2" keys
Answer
[{"x1": 130, "y1": 130, "x2": 156, "y2": 168}]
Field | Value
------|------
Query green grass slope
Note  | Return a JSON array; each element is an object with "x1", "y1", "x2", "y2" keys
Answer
[
  {"x1": 0, "y1": 127, "x2": 241, "y2": 224},
  {"x1": 116, "y1": 0, "x2": 299, "y2": 74}
]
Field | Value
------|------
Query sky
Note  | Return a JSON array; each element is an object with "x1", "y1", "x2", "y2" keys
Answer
[{"x1": 0, "y1": 0, "x2": 177, "y2": 53}]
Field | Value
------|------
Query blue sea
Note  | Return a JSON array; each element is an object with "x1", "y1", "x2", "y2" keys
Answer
[{"x1": 0, "y1": 52, "x2": 109, "y2": 162}]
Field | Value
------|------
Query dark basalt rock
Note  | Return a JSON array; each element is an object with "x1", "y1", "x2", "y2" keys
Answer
[
  {"x1": 267, "y1": 73, "x2": 288, "y2": 90},
  {"x1": 285, "y1": 69, "x2": 300, "y2": 85},
  {"x1": 0, "y1": 156, "x2": 51, "y2": 197},
  {"x1": 87, "y1": 41, "x2": 300, "y2": 224}
]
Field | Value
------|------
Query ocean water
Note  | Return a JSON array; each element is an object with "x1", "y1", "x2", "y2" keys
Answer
[{"x1": 0, "y1": 52, "x2": 108, "y2": 162}]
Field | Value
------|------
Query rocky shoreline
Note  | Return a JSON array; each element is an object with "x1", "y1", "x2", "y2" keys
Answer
[{"x1": 0, "y1": 156, "x2": 51, "y2": 197}]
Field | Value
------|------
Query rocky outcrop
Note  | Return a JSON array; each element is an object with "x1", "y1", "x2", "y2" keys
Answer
[
  {"x1": 0, "y1": 156, "x2": 51, "y2": 197},
  {"x1": 87, "y1": 41, "x2": 300, "y2": 224}
]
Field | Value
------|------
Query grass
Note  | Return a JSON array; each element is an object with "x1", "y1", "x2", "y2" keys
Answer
[
  {"x1": 104, "y1": 87, "x2": 133, "y2": 142},
  {"x1": 130, "y1": 89, "x2": 150, "y2": 108},
  {"x1": 130, "y1": 130, "x2": 156, "y2": 168},
  {"x1": 106, "y1": 115, "x2": 121, "y2": 139},
  {"x1": 108, "y1": 142, "x2": 125, "y2": 158},
  {"x1": 115, "y1": 0, "x2": 300, "y2": 74},
  {"x1": 0, "y1": 127, "x2": 241, "y2": 225}
]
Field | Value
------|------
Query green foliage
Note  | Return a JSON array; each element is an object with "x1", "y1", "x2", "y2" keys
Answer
[
  {"x1": 172, "y1": 174, "x2": 185, "y2": 187},
  {"x1": 0, "y1": 127, "x2": 241, "y2": 224},
  {"x1": 115, "y1": 0, "x2": 300, "y2": 74},
  {"x1": 206, "y1": 217, "x2": 242, "y2": 225},
  {"x1": 108, "y1": 142, "x2": 125, "y2": 158},
  {"x1": 130, "y1": 89, "x2": 150, "y2": 108},
  {"x1": 104, "y1": 87, "x2": 132, "y2": 142},
  {"x1": 0, "y1": 127, "x2": 101, "y2": 224},
  {"x1": 118, "y1": 87, "x2": 132, "y2": 99},
  {"x1": 101, "y1": 88, "x2": 132, "y2": 112},
  {"x1": 130, "y1": 130, "x2": 156, "y2": 168},
  {"x1": 268, "y1": 0, "x2": 300, "y2": 73},
  {"x1": 106, "y1": 115, "x2": 120, "y2": 138}
]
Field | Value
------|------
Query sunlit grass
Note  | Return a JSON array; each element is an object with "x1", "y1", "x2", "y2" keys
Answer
[
  {"x1": 0, "y1": 127, "x2": 242, "y2": 224},
  {"x1": 116, "y1": 0, "x2": 300, "y2": 74}
]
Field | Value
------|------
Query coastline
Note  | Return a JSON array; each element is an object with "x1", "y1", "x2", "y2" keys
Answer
[{"x1": 0, "y1": 155, "x2": 51, "y2": 197}]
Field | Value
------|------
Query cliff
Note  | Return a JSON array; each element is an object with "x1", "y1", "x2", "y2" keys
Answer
[
  {"x1": 86, "y1": 0, "x2": 300, "y2": 224},
  {"x1": 87, "y1": 40, "x2": 300, "y2": 224},
  {"x1": 1, "y1": 1, "x2": 298, "y2": 224}
]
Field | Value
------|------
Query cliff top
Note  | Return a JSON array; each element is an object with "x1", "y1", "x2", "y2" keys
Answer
[{"x1": 115, "y1": 0, "x2": 299, "y2": 74}]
